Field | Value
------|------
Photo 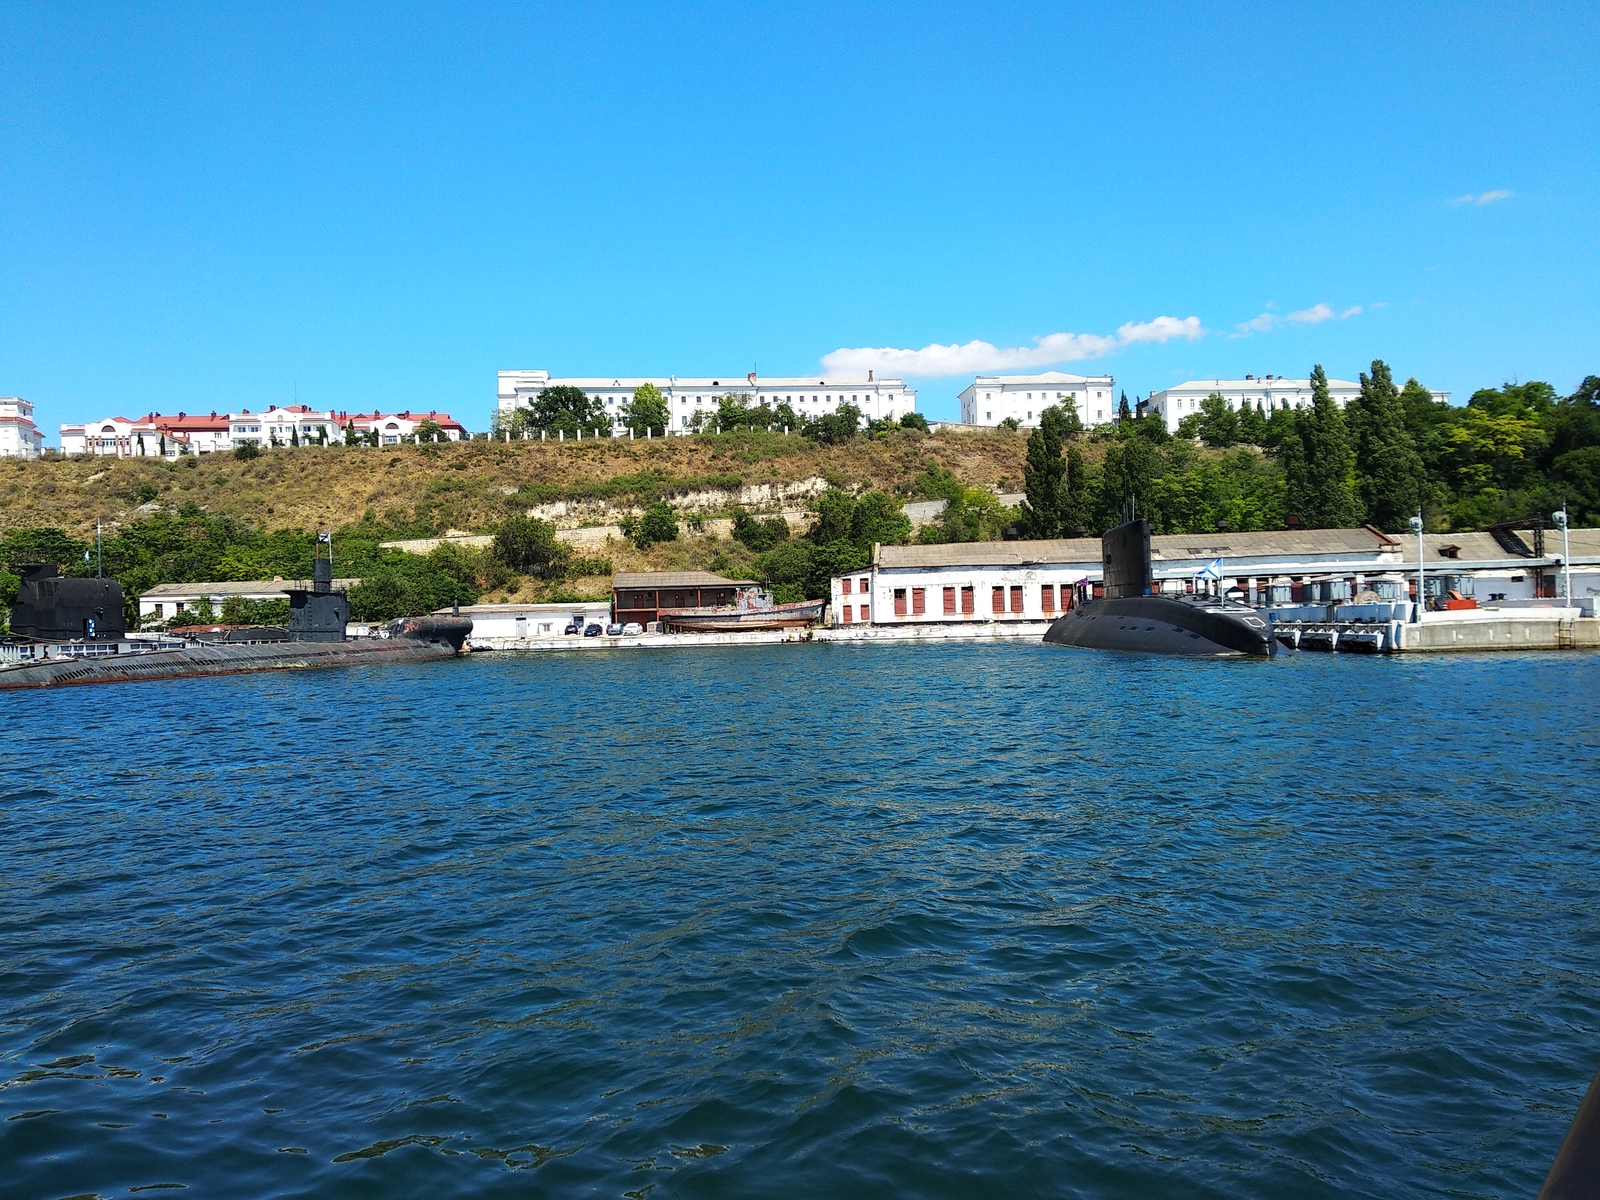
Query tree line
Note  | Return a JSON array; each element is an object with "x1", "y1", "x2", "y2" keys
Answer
[
  {"x1": 496, "y1": 384, "x2": 928, "y2": 443},
  {"x1": 1016, "y1": 362, "x2": 1600, "y2": 536}
]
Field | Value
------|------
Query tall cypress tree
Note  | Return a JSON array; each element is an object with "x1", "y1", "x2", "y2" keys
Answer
[
  {"x1": 1019, "y1": 407, "x2": 1065, "y2": 537},
  {"x1": 1284, "y1": 365, "x2": 1362, "y2": 528},
  {"x1": 1061, "y1": 443, "x2": 1092, "y2": 534},
  {"x1": 1350, "y1": 359, "x2": 1424, "y2": 531}
]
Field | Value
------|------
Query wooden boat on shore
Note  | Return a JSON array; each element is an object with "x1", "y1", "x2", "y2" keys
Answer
[{"x1": 657, "y1": 587, "x2": 825, "y2": 632}]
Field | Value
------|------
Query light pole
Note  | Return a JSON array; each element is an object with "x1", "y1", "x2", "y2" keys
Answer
[
  {"x1": 1409, "y1": 512, "x2": 1424, "y2": 621},
  {"x1": 1553, "y1": 507, "x2": 1571, "y2": 607}
]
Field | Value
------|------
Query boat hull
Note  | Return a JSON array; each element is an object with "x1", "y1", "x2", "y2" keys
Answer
[
  {"x1": 657, "y1": 599, "x2": 825, "y2": 632},
  {"x1": 1043, "y1": 596, "x2": 1277, "y2": 657}
]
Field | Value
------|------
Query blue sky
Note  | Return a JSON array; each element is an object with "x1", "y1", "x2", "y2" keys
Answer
[{"x1": 2, "y1": 3, "x2": 1596, "y2": 432}]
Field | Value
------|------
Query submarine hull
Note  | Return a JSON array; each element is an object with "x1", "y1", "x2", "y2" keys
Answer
[
  {"x1": 0, "y1": 616, "x2": 474, "y2": 691},
  {"x1": 1044, "y1": 596, "x2": 1276, "y2": 658}
]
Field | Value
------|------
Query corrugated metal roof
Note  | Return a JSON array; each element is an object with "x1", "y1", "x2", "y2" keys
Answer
[
  {"x1": 876, "y1": 527, "x2": 1394, "y2": 570},
  {"x1": 1391, "y1": 529, "x2": 1600, "y2": 565},
  {"x1": 612, "y1": 571, "x2": 754, "y2": 589}
]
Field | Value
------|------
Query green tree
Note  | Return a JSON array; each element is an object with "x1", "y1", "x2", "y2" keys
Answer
[
  {"x1": 1062, "y1": 444, "x2": 1093, "y2": 534},
  {"x1": 234, "y1": 441, "x2": 261, "y2": 462},
  {"x1": 1283, "y1": 365, "x2": 1362, "y2": 528},
  {"x1": 1117, "y1": 392, "x2": 1132, "y2": 423},
  {"x1": 530, "y1": 386, "x2": 609, "y2": 437},
  {"x1": 1096, "y1": 426, "x2": 1161, "y2": 529},
  {"x1": 416, "y1": 418, "x2": 444, "y2": 443},
  {"x1": 1019, "y1": 405, "x2": 1066, "y2": 537},
  {"x1": 899, "y1": 411, "x2": 930, "y2": 433},
  {"x1": 628, "y1": 502, "x2": 679, "y2": 548},
  {"x1": 621, "y1": 383, "x2": 669, "y2": 436},
  {"x1": 803, "y1": 403, "x2": 861, "y2": 445},
  {"x1": 1237, "y1": 400, "x2": 1268, "y2": 446},
  {"x1": 731, "y1": 509, "x2": 789, "y2": 552},
  {"x1": 493, "y1": 514, "x2": 568, "y2": 577},
  {"x1": 1349, "y1": 360, "x2": 1424, "y2": 532}
]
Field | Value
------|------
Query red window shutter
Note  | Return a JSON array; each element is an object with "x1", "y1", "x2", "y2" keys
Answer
[
  {"x1": 992, "y1": 586, "x2": 1004, "y2": 614},
  {"x1": 860, "y1": 604, "x2": 870, "y2": 621},
  {"x1": 1010, "y1": 585, "x2": 1023, "y2": 613},
  {"x1": 1041, "y1": 585, "x2": 1055, "y2": 614},
  {"x1": 842, "y1": 604, "x2": 852, "y2": 624},
  {"x1": 943, "y1": 586, "x2": 956, "y2": 615},
  {"x1": 961, "y1": 586, "x2": 975, "y2": 614},
  {"x1": 911, "y1": 588, "x2": 925, "y2": 615},
  {"x1": 842, "y1": 577, "x2": 851, "y2": 595},
  {"x1": 893, "y1": 588, "x2": 907, "y2": 616}
]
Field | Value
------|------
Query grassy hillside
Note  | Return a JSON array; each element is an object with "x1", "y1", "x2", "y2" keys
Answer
[{"x1": 0, "y1": 428, "x2": 1029, "y2": 539}]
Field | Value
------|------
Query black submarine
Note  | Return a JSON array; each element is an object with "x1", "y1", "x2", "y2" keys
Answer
[
  {"x1": 1, "y1": 553, "x2": 472, "y2": 690},
  {"x1": 1043, "y1": 517, "x2": 1276, "y2": 657}
]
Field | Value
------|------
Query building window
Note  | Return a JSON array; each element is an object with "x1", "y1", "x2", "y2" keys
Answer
[
  {"x1": 943, "y1": 586, "x2": 956, "y2": 615},
  {"x1": 842, "y1": 605, "x2": 852, "y2": 624},
  {"x1": 842, "y1": 577, "x2": 852, "y2": 595},
  {"x1": 1041, "y1": 586, "x2": 1055, "y2": 614},
  {"x1": 992, "y1": 586, "x2": 1005, "y2": 614},
  {"x1": 858, "y1": 577, "x2": 868, "y2": 593},
  {"x1": 961, "y1": 586, "x2": 975, "y2": 614},
  {"x1": 859, "y1": 604, "x2": 870, "y2": 621},
  {"x1": 911, "y1": 588, "x2": 925, "y2": 615},
  {"x1": 1010, "y1": 585, "x2": 1024, "y2": 613},
  {"x1": 893, "y1": 588, "x2": 907, "y2": 617}
]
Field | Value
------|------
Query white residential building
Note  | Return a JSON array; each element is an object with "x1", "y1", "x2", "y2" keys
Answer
[
  {"x1": 1144, "y1": 375, "x2": 1451, "y2": 433},
  {"x1": 61, "y1": 406, "x2": 468, "y2": 456},
  {"x1": 0, "y1": 397, "x2": 45, "y2": 458},
  {"x1": 497, "y1": 370, "x2": 916, "y2": 434},
  {"x1": 138, "y1": 578, "x2": 360, "y2": 625},
  {"x1": 957, "y1": 373, "x2": 1118, "y2": 429}
]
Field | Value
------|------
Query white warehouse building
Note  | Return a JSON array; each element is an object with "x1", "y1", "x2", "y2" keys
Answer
[
  {"x1": 958, "y1": 373, "x2": 1118, "y2": 429},
  {"x1": 497, "y1": 370, "x2": 916, "y2": 434},
  {"x1": 1144, "y1": 375, "x2": 1451, "y2": 433}
]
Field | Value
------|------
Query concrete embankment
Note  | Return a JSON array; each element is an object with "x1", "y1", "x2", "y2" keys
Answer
[
  {"x1": 469, "y1": 622, "x2": 1054, "y2": 653},
  {"x1": 1394, "y1": 610, "x2": 1600, "y2": 652}
]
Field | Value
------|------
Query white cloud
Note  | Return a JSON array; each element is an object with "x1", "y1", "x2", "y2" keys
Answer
[
  {"x1": 1450, "y1": 189, "x2": 1513, "y2": 206},
  {"x1": 1288, "y1": 303, "x2": 1336, "y2": 324},
  {"x1": 1234, "y1": 302, "x2": 1362, "y2": 337},
  {"x1": 1235, "y1": 312, "x2": 1280, "y2": 335},
  {"x1": 820, "y1": 315, "x2": 1204, "y2": 378}
]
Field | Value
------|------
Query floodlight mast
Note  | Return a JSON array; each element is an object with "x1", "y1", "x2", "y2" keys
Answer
[
  {"x1": 1553, "y1": 507, "x2": 1571, "y2": 607},
  {"x1": 1409, "y1": 513, "x2": 1424, "y2": 622}
]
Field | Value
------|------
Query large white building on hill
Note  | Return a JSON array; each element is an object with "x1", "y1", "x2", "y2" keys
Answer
[
  {"x1": 497, "y1": 370, "x2": 916, "y2": 433},
  {"x1": 0, "y1": 397, "x2": 45, "y2": 458},
  {"x1": 1143, "y1": 375, "x2": 1451, "y2": 433},
  {"x1": 957, "y1": 373, "x2": 1118, "y2": 429}
]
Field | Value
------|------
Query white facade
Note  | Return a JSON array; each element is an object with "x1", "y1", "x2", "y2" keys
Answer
[
  {"x1": 1145, "y1": 375, "x2": 1452, "y2": 433},
  {"x1": 0, "y1": 397, "x2": 45, "y2": 458},
  {"x1": 61, "y1": 406, "x2": 468, "y2": 456},
  {"x1": 957, "y1": 373, "x2": 1117, "y2": 429},
  {"x1": 497, "y1": 370, "x2": 916, "y2": 434},
  {"x1": 138, "y1": 578, "x2": 360, "y2": 624}
]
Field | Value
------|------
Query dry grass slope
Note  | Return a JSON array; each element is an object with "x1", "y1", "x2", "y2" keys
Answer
[{"x1": 0, "y1": 430, "x2": 1033, "y2": 538}]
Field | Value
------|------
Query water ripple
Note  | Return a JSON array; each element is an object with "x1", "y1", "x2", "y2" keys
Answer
[{"x1": 1, "y1": 645, "x2": 1597, "y2": 1198}]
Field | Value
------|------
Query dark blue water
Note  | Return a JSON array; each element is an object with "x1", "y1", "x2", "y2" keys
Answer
[{"x1": 3, "y1": 645, "x2": 1598, "y2": 1198}]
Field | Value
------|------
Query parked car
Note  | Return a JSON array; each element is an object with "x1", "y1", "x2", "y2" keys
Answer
[
  {"x1": 622, "y1": 622, "x2": 644, "y2": 636},
  {"x1": 564, "y1": 622, "x2": 581, "y2": 635},
  {"x1": 606, "y1": 623, "x2": 624, "y2": 636},
  {"x1": 583, "y1": 623, "x2": 603, "y2": 637}
]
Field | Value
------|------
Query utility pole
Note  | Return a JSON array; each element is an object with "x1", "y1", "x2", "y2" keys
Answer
[{"x1": 96, "y1": 518, "x2": 103, "y2": 578}]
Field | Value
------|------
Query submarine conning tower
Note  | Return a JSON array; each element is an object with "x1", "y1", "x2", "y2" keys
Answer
[
  {"x1": 1101, "y1": 518, "x2": 1153, "y2": 599},
  {"x1": 286, "y1": 555, "x2": 349, "y2": 642},
  {"x1": 8, "y1": 563, "x2": 127, "y2": 640}
]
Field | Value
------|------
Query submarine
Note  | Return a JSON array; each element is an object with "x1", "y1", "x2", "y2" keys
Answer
[
  {"x1": 1, "y1": 552, "x2": 473, "y2": 690},
  {"x1": 1043, "y1": 517, "x2": 1276, "y2": 657}
]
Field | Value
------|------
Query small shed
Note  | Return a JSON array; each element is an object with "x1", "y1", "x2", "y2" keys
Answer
[{"x1": 613, "y1": 571, "x2": 755, "y2": 625}]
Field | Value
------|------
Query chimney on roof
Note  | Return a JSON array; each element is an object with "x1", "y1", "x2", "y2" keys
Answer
[
  {"x1": 1245, "y1": 374, "x2": 1253, "y2": 380},
  {"x1": 179, "y1": 411, "x2": 185, "y2": 418},
  {"x1": 868, "y1": 370, "x2": 874, "y2": 381}
]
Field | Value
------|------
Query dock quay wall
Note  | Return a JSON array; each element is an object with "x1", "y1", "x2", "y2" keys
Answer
[
  {"x1": 468, "y1": 622, "x2": 1054, "y2": 653},
  {"x1": 1393, "y1": 613, "x2": 1600, "y2": 652}
]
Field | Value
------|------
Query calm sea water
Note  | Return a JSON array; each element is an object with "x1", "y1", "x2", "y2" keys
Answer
[{"x1": 3, "y1": 644, "x2": 1598, "y2": 1198}]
